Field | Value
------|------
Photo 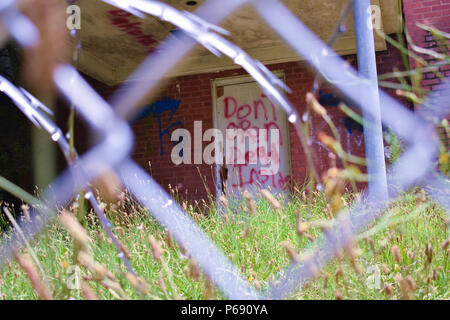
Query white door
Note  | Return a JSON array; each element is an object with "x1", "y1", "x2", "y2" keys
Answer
[{"x1": 212, "y1": 74, "x2": 292, "y2": 200}]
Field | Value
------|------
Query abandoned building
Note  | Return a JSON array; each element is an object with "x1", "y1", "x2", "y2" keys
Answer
[
  {"x1": 62, "y1": 0, "x2": 447, "y2": 201},
  {"x1": 2, "y1": 0, "x2": 448, "y2": 203}
]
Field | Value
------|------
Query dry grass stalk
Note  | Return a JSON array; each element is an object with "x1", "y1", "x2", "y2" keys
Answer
[
  {"x1": 101, "y1": 279, "x2": 127, "y2": 299},
  {"x1": 383, "y1": 283, "x2": 393, "y2": 296},
  {"x1": 442, "y1": 239, "x2": 449, "y2": 250},
  {"x1": 59, "y1": 211, "x2": 90, "y2": 253},
  {"x1": 400, "y1": 275, "x2": 416, "y2": 300},
  {"x1": 21, "y1": 204, "x2": 31, "y2": 223},
  {"x1": 178, "y1": 241, "x2": 188, "y2": 258},
  {"x1": 80, "y1": 281, "x2": 99, "y2": 300},
  {"x1": 241, "y1": 226, "x2": 251, "y2": 238},
  {"x1": 367, "y1": 238, "x2": 377, "y2": 255},
  {"x1": 280, "y1": 241, "x2": 299, "y2": 263},
  {"x1": 344, "y1": 242, "x2": 363, "y2": 274},
  {"x1": 253, "y1": 277, "x2": 261, "y2": 290},
  {"x1": 77, "y1": 252, "x2": 107, "y2": 281},
  {"x1": 92, "y1": 169, "x2": 124, "y2": 203},
  {"x1": 318, "y1": 133, "x2": 338, "y2": 155},
  {"x1": 204, "y1": 277, "x2": 215, "y2": 300},
  {"x1": 323, "y1": 274, "x2": 329, "y2": 289},
  {"x1": 415, "y1": 188, "x2": 427, "y2": 205},
  {"x1": 186, "y1": 258, "x2": 201, "y2": 281},
  {"x1": 335, "y1": 267, "x2": 343, "y2": 283},
  {"x1": 334, "y1": 290, "x2": 344, "y2": 300},
  {"x1": 296, "y1": 215, "x2": 310, "y2": 237},
  {"x1": 218, "y1": 195, "x2": 228, "y2": 208},
  {"x1": 148, "y1": 235, "x2": 163, "y2": 262},
  {"x1": 158, "y1": 271, "x2": 168, "y2": 298},
  {"x1": 322, "y1": 168, "x2": 345, "y2": 213},
  {"x1": 243, "y1": 190, "x2": 257, "y2": 215},
  {"x1": 301, "y1": 191, "x2": 307, "y2": 202},
  {"x1": 3, "y1": 207, "x2": 49, "y2": 285},
  {"x1": 118, "y1": 242, "x2": 131, "y2": 260},
  {"x1": 15, "y1": 254, "x2": 53, "y2": 300},
  {"x1": 126, "y1": 272, "x2": 139, "y2": 289},
  {"x1": 392, "y1": 245, "x2": 402, "y2": 264},
  {"x1": 77, "y1": 251, "x2": 126, "y2": 298},
  {"x1": 306, "y1": 92, "x2": 327, "y2": 117},
  {"x1": 295, "y1": 212, "x2": 314, "y2": 242},
  {"x1": 425, "y1": 242, "x2": 433, "y2": 264},
  {"x1": 304, "y1": 233, "x2": 315, "y2": 242},
  {"x1": 164, "y1": 231, "x2": 175, "y2": 249},
  {"x1": 407, "y1": 250, "x2": 415, "y2": 262},
  {"x1": 260, "y1": 189, "x2": 281, "y2": 211},
  {"x1": 405, "y1": 276, "x2": 416, "y2": 291},
  {"x1": 126, "y1": 273, "x2": 151, "y2": 296}
]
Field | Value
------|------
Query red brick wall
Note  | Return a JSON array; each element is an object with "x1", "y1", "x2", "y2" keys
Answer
[
  {"x1": 403, "y1": 0, "x2": 450, "y2": 89},
  {"x1": 79, "y1": 0, "x2": 450, "y2": 201},
  {"x1": 126, "y1": 41, "x2": 408, "y2": 201},
  {"x1": 403, "y1": 0, "x2": 450, "y2": 173},
  {"x1": 129, "y1": 62, "x2": 323, "y2": 201}
]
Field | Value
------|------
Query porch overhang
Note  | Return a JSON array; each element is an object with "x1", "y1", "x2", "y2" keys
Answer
[{"x1": 73, "y1": 0, "x2": 403, "y2": 86}]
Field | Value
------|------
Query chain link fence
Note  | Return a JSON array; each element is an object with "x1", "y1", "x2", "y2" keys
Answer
[{"x1": 0, "y1": 0, "x2": 448, "y2": 299}]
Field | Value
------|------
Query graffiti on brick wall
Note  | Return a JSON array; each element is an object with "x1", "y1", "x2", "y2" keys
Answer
[
  {"x1": 318, "y1": 90, "x2": 363, "y2": 134},
  {"x1": 317, "y1": 90, "x2": 364, "y2": 154},
  {"x1": 224, "y1": 94, "x2": 284, "y2": 145},
  {"x1": 137, "y1": 97, "x2": 183, "y2": 156},
  {"x1": 220, "y1": 92, "x2": 292, "y2": 191}
]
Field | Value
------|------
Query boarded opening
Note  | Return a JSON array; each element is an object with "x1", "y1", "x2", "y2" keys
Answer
[{"x1": 212, "y1": 73, "x2": 292, "y2": 200}]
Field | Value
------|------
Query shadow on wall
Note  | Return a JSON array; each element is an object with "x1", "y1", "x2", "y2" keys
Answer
[{"x1": 0, "y1": 44, "x2": 33, "y2": 210}]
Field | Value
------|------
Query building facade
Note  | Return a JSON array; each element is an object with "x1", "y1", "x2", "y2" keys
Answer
[{"x1": 74, "y1": 0, "x2": 449, "y2": 201}]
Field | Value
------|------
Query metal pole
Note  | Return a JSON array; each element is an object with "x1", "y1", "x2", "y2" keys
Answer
[{"x1": 353, "y1": 0, "x2": 388, "y2": 201}]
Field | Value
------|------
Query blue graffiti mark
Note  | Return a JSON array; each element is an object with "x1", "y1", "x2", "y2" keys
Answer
[
  {"x1": 318, "y1": 90, "x2": 363, "y2": 134},
  {"x1": 153, "y1": 97, "x2": 183, "y2": 156},
  {"x1": 318, "y1": 90, "x2": 341, "y2": 107},
  {"x1": 344, "y1": 116, "x2": 363, "y2": 134},
  {"x1": 150, "y1": 97, "x2": 181, "y2": 115},
  {"x1": 135, "y1": 97, "x2": 183, "y2": 156}
]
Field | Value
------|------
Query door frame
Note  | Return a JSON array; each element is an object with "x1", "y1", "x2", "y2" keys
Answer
[{"x1": 210, "y1": 71, "x2": 293, "y2": 199}]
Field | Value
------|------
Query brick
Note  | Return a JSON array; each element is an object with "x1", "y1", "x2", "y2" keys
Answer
[{"x1": 68, "y1": 0, "x2": 449, "y2": 201}]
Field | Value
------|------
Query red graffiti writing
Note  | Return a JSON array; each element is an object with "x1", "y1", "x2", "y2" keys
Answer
[
  {"x1": 226, "y1": 144, "x2": 280, "y2": 168},
  {"x1": 222, "y1": 93, "x2": 290, "y2": 191},
  {"x1": 224, "y1": 94, "x2": 283, "y2": 146},
  {"x1": 225, "y1": 121, "x2": 283, "y2": 146},
  {"x1": 231, "y1": 165, "x2": 292, "y2": 190},
  {"x1": 224, "y1": 94, "x2": 277, "y2": 121},
  {"x1": 108, "y1": 10, "x2": 158, "y2": 53}
]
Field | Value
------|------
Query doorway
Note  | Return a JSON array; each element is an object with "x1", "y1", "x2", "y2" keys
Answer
[{"x1": 212, "y1": 73, "x2": 293, "y2": 200}]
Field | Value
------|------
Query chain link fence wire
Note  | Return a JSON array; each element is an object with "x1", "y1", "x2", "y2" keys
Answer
[{"x1": 0, "y1": 0, "x2": 448, "y2": 299}]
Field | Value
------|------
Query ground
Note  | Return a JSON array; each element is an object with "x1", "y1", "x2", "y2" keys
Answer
[{"x1": 0, "y1": 188, "x2": 448, "y2": 300}]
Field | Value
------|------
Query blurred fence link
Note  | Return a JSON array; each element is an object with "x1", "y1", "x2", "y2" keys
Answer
[{"x1": 0, "y1": 0, "x2": 448, "y2": 299}]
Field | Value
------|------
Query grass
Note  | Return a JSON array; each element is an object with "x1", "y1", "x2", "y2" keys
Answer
[{"x1": 0, "y1": 187, "x2": 448, "y2": 300}]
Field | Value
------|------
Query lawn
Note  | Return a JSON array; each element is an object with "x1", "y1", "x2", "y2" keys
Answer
[{"x1": 0, "y1": 187, "x2": 448, "y2": 300}]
